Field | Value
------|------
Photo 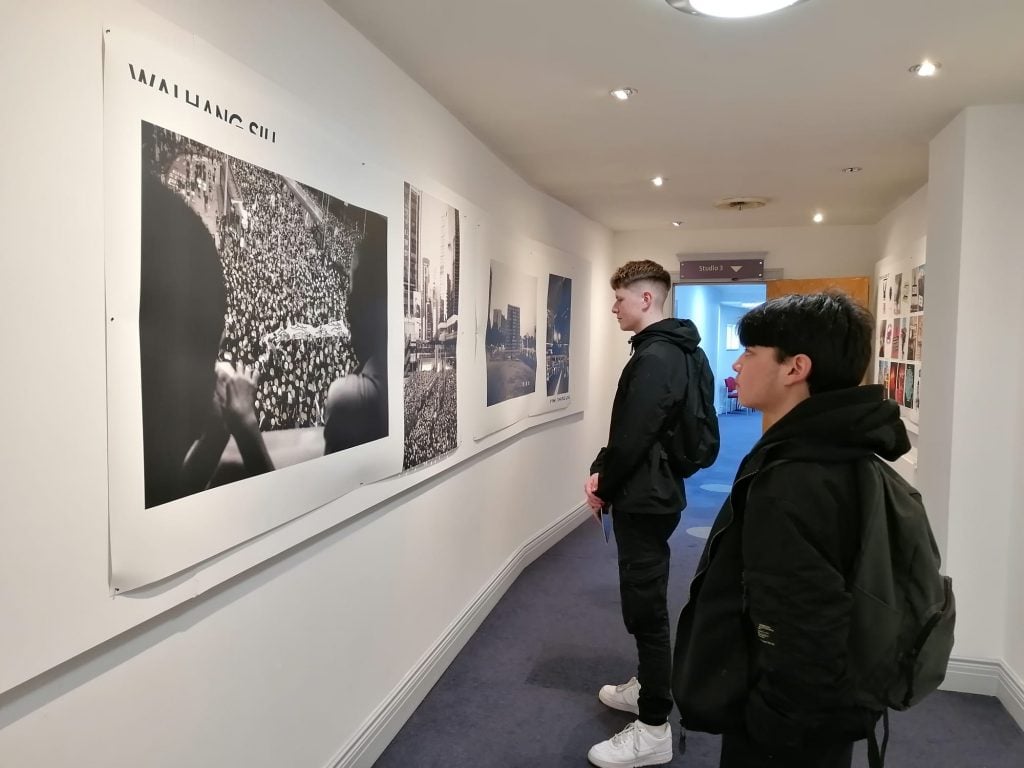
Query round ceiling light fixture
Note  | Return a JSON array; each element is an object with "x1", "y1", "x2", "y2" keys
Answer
[
  {"x1": 672, "y1": 220, "x2": 684, "y2": 227},
  {"x1": 610, "y1": 87, "x2": 637, "y2": 101},
  {"x1": 909, "y1": 59, "x2": 941, "y2": 77},
  {"x1": 813, "y1": 211, "x2": 825, "y2": 223},
  {"x1": 714, "y1": 196, "x2": 768, "y2": 211},
  {"x1": 665, "y1": 0, "x2": 809, "y2": 18}
]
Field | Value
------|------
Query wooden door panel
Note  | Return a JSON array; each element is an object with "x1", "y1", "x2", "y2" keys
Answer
[{"x1": 766, "y1": 276, "x2": 870, "y2": 307}]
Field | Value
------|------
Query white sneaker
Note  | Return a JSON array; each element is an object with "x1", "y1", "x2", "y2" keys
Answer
[
  {"x1": 598, "y1": 676, "x2": 640, "y2": 715},
  {"x1": 587, "y1": 720, "x2": 673, "y2": 768}
]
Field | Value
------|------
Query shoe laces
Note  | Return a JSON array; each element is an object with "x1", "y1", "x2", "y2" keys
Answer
[
  {"x1": 610, "y1": 721, "x2": 641, "y2": 747},
  {"x1": 616, "y1": 677, "x2": 638, "y2": 693}
]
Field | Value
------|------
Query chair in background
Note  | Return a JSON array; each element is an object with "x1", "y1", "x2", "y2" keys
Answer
[{"x1": 724, "y1": 376, "x2": 740, "y2": 413}]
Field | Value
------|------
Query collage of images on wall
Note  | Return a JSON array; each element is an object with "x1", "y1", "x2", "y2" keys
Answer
[{"x1": 876, "y1": 264, "x2": 925, "y2": 418}]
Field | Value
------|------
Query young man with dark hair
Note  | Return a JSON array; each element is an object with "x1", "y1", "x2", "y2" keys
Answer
[
  {"x1": 585, "y1": 259, "x2": 703, "y2": 768},
  {"x1": 672, "y1": 292, "x2": 911, "y2": 768}
]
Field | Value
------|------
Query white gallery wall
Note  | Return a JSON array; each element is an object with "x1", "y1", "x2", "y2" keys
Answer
[
  {"x1": 0, "y1": 1, "x2": 618, "y2": 767},
  {"x1": 1, "y1": 1, "x2": 1022, "y2": 765},
  {"x1": 919, "y1": 105, "x2": 1024, "y2": 720}
]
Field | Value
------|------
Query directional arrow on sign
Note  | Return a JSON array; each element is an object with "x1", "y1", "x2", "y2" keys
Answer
[{"x1": 678, "y1": 258, "x2": 764, "y2": 281}]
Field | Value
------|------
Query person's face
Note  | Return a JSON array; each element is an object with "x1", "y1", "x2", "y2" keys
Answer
[
  {"x1": 611, "y1": 285, "x2": 649, "y2": 333},
  {"x1": 732, "y1": 346, "x2": 791, "y2": 411}
]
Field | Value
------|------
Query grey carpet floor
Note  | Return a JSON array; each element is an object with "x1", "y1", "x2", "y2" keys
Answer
[{"x1": 374, "y1": 411, "x2": 1024, "y2": 767}]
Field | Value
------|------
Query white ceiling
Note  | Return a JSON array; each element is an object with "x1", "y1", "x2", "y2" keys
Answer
[{"x1": 324, "y1": 0, "x2": 1024, "y2": 231}]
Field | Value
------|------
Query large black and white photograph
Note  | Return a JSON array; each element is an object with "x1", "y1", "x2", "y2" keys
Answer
[
  {"x1": 545, "y1": 274, "x2": 572, "y2": 398},
  {"x1": 105, "y1": 29, "x2": 404, "y2": 591},
  {"x1": 485, "y1": 260, "x2": 537, "y2": 406},
  {"x1": 139, "y1": 121, "x2": 388, "y2": 508},
  {"x1": 402, "y1": 183, "x2": 460, "y2": 470}
]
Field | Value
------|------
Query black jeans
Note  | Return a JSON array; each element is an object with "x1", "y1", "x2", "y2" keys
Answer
[
  {"x1": 612, "y1": 509, "x2": 681, "y2": 727},
  {"x1": 720, "y1": 731, "x2": 853, "y2": 768}
]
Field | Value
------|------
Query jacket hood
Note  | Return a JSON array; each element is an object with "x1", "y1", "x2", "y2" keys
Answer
[
  {"x1": 751, "y1": 384, "x2": 910, "y2": 464},
  {"x1": 630, "y1": 318, "x2": 701, "y2": 353}
]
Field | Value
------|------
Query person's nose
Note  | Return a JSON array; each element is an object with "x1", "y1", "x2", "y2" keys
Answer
[{"x1": 732, "y1": 357, "x2": 742, "y2": 373}]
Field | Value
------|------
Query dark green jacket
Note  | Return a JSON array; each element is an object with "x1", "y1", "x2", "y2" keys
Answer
[{"x1": 672, "y1": 385, "x2": 910, "y2": 748}]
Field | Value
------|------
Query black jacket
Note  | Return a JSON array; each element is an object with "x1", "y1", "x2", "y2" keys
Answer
[
  {"x1": 673, "y1": 384, "x2": 910, "y2": 749},
  {"x1": 591, "y1": 318, "x2": 700, "y2": 514}
]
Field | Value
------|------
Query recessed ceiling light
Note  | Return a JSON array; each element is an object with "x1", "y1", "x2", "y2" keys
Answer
[
  {"x1": 813, "y1": 212, "x2": 824, "y2": 223},
  {"x1": 665, "y1": 0, "x2": 809, "y2": 19},
  {"x1": 610, "y1": 88, "x2": 637, "y2": 101},
  {"x1": 672, "y1": 220, "x2": 684, "y2": 227},
  {"x1": 842, "y1": 166, "x2": 863, "y2": 174},
  {"x1": 910, "y1": 59, "x2": 941, "y2": 77},
  {"x1": 651, "y1": 176, "x2": 665, "y2": 187}
]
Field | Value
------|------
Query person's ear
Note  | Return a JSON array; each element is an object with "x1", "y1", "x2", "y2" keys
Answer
[{"x1": 786, "y1": 353, "x2": 812, "y2": 384}]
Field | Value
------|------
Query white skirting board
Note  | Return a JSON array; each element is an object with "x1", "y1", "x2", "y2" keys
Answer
[
  {"x1": 323, "y1": 503, "x2": 592, "y2": 768},
  {"x1": 942, "y1": 656, "x2": 1024, "y2": 732}
]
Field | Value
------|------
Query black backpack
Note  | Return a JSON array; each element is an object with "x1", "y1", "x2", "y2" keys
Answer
[
  {"x1": 848, "y1": 457, "x2": 956, "y2": 767},
  {"x1": 661, "y1": 345, "x2": 720, "y2": 478}
]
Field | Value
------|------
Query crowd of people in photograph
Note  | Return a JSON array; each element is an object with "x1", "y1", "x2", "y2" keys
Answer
[
  {"x1": 216, "y1": 157, "x2": 367, "y2": 430},
  {"x1": 403, "y1": 367, "x2": 457, "y2": 468}
]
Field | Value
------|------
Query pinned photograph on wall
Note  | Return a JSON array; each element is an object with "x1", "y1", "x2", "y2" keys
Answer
[
  {"x1": 138, "y1": 121, "x2": 388, "y2": 509},
  {"x1": 890, "y1": 317, "x2": 902, "y2": 359},
  {"x1": 878, "y1": 319, "x2": 887, "y2": 359},
  {"x1": 888, "y1": 361, "x2": 898, "y2": 401},
  {"x1": 914, "y1": 315, "x2": 924, "y2": 360},
  {"x1": 899, "y1": 316, "x2": 909, "y2": 359},
  {"x1": 401, "y1": 183, "x2": 460, "y2": 470},
  {"x1": 895, "y1": 362, "x2": 906, "y2": 404},
  {"x1": 545, "y1": 274, "x2": 572, "y2": 398},
  {"x1": 901, "y1": 275, "x2": 911, "y2": 315},
  {"x1": 485, "y1": 260, "x2": 537, "y2": 407},
  {"x1": 904, "y1": 363, "x2": 916, "y2": 409},
  {"x1": 892, "y1": 272, "x2": 902, "y2": 316},
  {"x1": 104, "y1": 27, "x2": 405, "y2": 592},
  {"x1": 907, "y1": 317, "x2": 918, "y2": 362},
  {"x1": 878, "y1": 360, "x2": 889, "y2": 389},
  {"x1": 912, "y1": 265, "x2": 926, "y2": 313},
  {"x1": 879, "y1": 274, "x2": 889, "y2": 317}
]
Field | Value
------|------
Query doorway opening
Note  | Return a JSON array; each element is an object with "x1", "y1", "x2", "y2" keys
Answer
[
  {"x1": 672, "y1": 282, "x2": 766, "y2": 416},
  {"x1": 670, "y1": 281, "x2": 766, "y2": 545}
]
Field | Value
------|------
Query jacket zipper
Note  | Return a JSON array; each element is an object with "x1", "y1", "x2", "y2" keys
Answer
[{"x1": 686, "y1": 467, "x2": 760, "y2": 591}]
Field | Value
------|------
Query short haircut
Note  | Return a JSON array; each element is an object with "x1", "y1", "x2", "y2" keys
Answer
[
  {"x1": 610, "y1": 260, "x2": 671, "y2": 297},
  {"x1": 606, "y1": 262, "x2": 671, "y2": 309},
  {"x1": 738, "y1": 291, "x2": 873, "y2": 395}
]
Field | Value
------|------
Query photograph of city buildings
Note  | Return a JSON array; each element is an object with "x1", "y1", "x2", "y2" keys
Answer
[
  {"x1": 485, "y1": 260, "x2": 537, "y2": 407},
  {"x1": 545, "y1": 274, "x2": 571, "y2": 397},
  {"x1": 402, "y1": 183, "x2": 460, "y2": 469}
]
